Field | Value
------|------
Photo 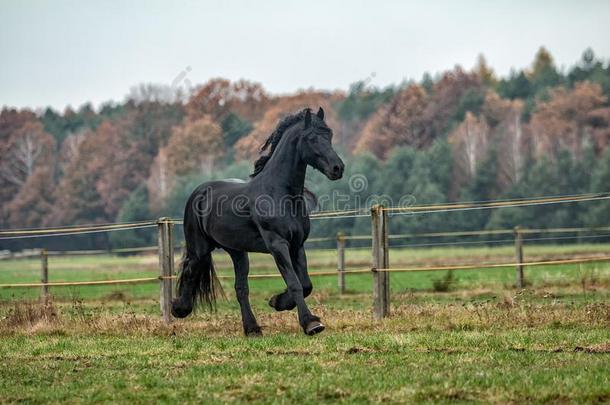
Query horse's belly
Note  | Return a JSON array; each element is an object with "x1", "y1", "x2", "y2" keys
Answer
[{"x1": 208, "y1": 216, "x2": 269, "y2": 253}]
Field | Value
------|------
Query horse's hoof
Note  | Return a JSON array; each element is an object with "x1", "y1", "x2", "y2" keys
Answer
[
  {"x1": 305, "y1": 321, "x2": 325, "y2": 336},
  {"x1": 268, "y1": 294, "x2": 296, "y2": 312},
  {"x1": 268, "y1": 295, "x2": 278, "y2": 310},
  {"x1": 245, "y1": 328, "x2": 263, "y2": 337},
  {"x1": 171, "y1": 300, "x2": 192, "y2": 319}
]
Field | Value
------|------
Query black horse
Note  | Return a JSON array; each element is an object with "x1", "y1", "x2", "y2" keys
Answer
[{"x1": 171, "y1": 107, "x2": 344, "y2": 336}]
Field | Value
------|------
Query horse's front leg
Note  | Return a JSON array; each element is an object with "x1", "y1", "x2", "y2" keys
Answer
[
  {"x1": 268, "y1": 246, "x2": 313, "y2": 310},
  {"x1": 261, "y1": 232, "x2": 323, "y2": 335}
]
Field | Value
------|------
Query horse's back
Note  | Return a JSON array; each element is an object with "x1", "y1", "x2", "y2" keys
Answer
[{"x1": 184, "y1": 179, "x2": 268, "y2": 252}]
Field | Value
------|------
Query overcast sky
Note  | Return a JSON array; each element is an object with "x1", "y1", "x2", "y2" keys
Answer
[{"x1": 2, "y1": 0, "x2": 610, "y2": 111}]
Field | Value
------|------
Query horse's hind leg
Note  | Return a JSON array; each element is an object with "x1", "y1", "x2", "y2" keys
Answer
[{"x1": 227, "y1": 249, "x2": 261, "y2": 337}]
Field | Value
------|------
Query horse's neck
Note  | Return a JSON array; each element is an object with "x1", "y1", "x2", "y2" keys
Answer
[{"x1": 256, "y1": 134, "x2": 306, "y2": 195}]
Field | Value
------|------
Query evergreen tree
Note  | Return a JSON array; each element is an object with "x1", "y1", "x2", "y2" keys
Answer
[
  {"x1": 583, "y1": 149, "x2": 610, "y2": 233},
  {"x1": 497, "y1": 70, "x2": 532, "y2": 100},
  {"x1": 109, "y1": 186, "x2": 154, "y2": 249},
  {"x1": 221, "y1": 113, "x2": 253, "y2": 147},
  {"x1": 529, "y1": 47, "x2": 563, "y2": 94}
]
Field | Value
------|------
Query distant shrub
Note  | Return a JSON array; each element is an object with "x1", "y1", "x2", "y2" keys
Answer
[{"x1": 432, "y1": 270, "x2": 455, "y2": 292}]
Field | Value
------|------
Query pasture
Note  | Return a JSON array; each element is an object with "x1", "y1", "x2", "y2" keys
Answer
[{"x1": 1, "y1": 244, "x2": 609, "y2": 403}]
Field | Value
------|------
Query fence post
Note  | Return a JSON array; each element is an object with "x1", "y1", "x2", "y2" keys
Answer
[
  {"x1": 40, "y1": 248, "x2": 49, "y2": 304},
  {"x1": 336, "y1": 231, "x2": 346, "y2": 294},
  {"x1": 157, "y1": 218, "x2": 174, "y2": 324},
  {"x1": 514, "y1": 226, "x2": 525, "y2": 288},
  {"x1": 371, "y1": 204, "x2": 390, "y2": 319}
]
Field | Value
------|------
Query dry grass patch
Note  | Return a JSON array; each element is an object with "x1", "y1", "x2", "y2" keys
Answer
[{"x1": 1, "y1": 294, "x2": 608, "y2": 339}]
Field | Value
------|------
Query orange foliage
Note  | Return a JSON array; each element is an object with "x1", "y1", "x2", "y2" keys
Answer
[
  {"x1": 5, "y1": 167, "x2": 56, "y2": 228},
  {"x1": 52, "y1": 121, "x2": 152, "y2": 223},
  {"x1": 355, "y1": 67, "x2": 483, "y2": 159},
  {"x1": 529, "y1": 81, "x2": 607, "y2": 158},
  {"x1": 165, "y1": 116, "x2": 224, "y2": 176},
  {"x1": 0, "y1": 121, "x2": 55, "y2": 186},
  {"x1": 355, "y1": 84, "x2": 429, "y2": 158},
  {"x1": 1, "y1": 119, "x2": 56, "y2": 227},
  {"x1": 186, "y1": 79, "x2": 270, "y2": 122}
]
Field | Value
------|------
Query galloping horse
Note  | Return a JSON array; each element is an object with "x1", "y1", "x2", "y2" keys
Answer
[{"x1": 171, "y1": 107, "x2": 344, "y2": 336}]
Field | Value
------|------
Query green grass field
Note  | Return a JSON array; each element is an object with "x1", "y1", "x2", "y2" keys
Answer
[{"x1": 1, "y1": 244, "x2": 609, "y2": 403}]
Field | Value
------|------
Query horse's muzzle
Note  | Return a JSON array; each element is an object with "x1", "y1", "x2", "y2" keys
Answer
[{"x1": 327, "y1": 162, "x2": 344, "y2": 180}]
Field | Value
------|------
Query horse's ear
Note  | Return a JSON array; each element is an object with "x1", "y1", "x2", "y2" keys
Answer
[
  {"x1": 304, "y1": 109, "x2": 312, "y2": 129},
  {"x1": 317, "y1": 107, "x2": 325, "y2": 120}
]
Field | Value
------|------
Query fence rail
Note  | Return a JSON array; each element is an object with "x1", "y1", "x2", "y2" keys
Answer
[
  {"x1": 2, "y1": 255, "x2": 609, "y2": 288},
  {"x1": 0, "y1": 223, "x2": 157, "y2": 240},
  {"x1": 306, "y1": 225, "x2": 610, "y2": 243}
]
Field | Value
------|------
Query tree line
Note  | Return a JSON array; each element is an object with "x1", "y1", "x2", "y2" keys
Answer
[{"x1": 1, "y1": 47, "x2": 610, "y2": 251}]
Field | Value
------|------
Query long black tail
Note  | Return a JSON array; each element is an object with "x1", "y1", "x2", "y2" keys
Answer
[
  {"x1": 192, "y1": 252, "x2": 224, "y2": 310},
  {"x1": 174, "y1": 250, "x2": 225, "y2": 316}
]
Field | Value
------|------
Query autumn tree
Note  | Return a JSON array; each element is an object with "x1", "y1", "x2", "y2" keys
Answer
[
  {"x1": 5, "y1": 166, "x2": 56, "y2": 228},
  {"x1": 50, "y1": 130, "x2": 108, "y2": 225},
  {"x1": 448, "y1": 112, "x2": 491, "y2": 194},
  {"x1": 121, "y1": 100, "x2": 184, "y2": 156},
  {"x1": 474, "y1": 54, "x2": 496, "y2": 86},
  {"x1": 93, "y1": 122, "x2": 153, "y2": 217},
  {"x1": 0, "y1": 119, "x2": 56, "y2": 228},
  {"x1": 529, "y1": 81, "x2": 608, "y2": 159},
  {"x1": 57, "y1": 130, "x2": 87, "y2": 174},
  {"x1": 355, "y1": 67, "x2": 484, "y2": 159},
  {"x1": 0, "y1": 121, "x2": 55, "y2": 192},
  {"x1": 0, "y1": 109, "x2": 39, "y2": 205},
  {"x1": 165, "y1": 116, "x2": 224, "y2": 176},
  {"x1": 147, "y1": 116, "x2": 224, "y2": 210},
  {"x1": 481, "y1": 91, "x2": 526, "y2": 188},
  {"x1": 336, "y1": 81, "x2": 396, "y2": 151},
  {"x1": 51, "y1": 120, "x2": 151, "y2": 224},
  {"x1": 355, "y1": 84, "x2": 430, "y2": 158},
  {"x1": 186, "y1": 78, "x2": 270, "y2": 123},
  {"x1": 0, "y1": 108, "x2": 37, "y2": 143},
  {"x1": 424, "y1": 66, "x2": 485, "y2": 137}
]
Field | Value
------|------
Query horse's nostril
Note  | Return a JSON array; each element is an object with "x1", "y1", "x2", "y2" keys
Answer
[{"x1": 333, "y1": 165, "x2": 341, "y2": 174}]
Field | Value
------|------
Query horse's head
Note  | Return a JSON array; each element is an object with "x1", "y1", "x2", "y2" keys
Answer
[{"x1": 299, "y1": 107, "x2": 344, "y2": 180}]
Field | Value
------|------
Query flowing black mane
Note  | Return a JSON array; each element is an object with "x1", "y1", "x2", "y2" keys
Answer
[{"x1": 250, "y1": 109, "x2": 310, "y2": 177}]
